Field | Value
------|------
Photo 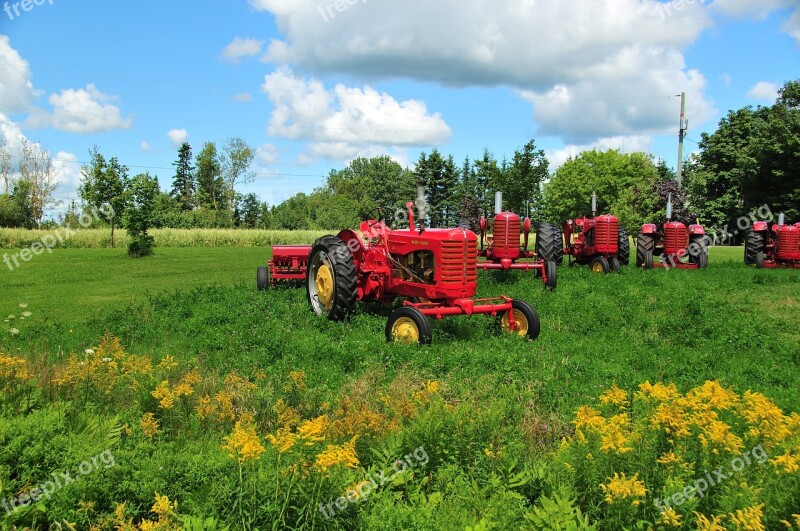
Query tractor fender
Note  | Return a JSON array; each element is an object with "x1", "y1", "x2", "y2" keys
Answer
[
  {"x1": 524, "y1": 218, "x2": 532, "y2": 234},
  {"x1": 336, "y1": 229, "x2": 366, "y2": 262},
  {"x1": 480, "y1": 217, "x2": 488, "y2": 234},
  {"x1": 688, "y1": 225, "x2": 705, "y2": 235},
  {"x1": 752, "y1": 221, "x2": 769, "y2": 232},
  {"x1": 641, "y1": 224, "x2": 658, "y2": 235}
]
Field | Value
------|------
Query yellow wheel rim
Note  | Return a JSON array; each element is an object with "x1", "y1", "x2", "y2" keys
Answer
[
  {"x1": 592, "y1": 261, "x2": 605, "y2": 273},
  {"x1": 315, "y1": 264, "x2": 334, "y2": 309},
  {"x1": 501, "y1": 310, "x2": 529, "y2": 336},
  {"x1": 392, "y1": 317, "x2": 420, "y2": 344}
]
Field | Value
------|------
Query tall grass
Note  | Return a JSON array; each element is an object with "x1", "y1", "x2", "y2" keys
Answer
[{"x1": 0, "y1": 228, "x2": 328, "y2": 249}]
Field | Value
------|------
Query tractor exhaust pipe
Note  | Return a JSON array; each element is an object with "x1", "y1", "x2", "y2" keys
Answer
[
  {"x1": 591, "y1": 192, "x2": 597, "y2": 217},
  {"x1": 416, "y1": 184, "x2": 427, "y2": 232},
  {"x1": 779, "y1": 212, "x2": 785, "y2": 226},
  {"x1": 666, "y1": 193, "x2": 673, "y2": 221},
  {"x1": 495, "y1": 192, "x2": 503, "y2": 215}
]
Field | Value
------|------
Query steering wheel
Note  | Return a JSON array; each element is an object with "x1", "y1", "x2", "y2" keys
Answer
[{"x1": 361, "y1": 207, "x2": 389, "y2": 239}]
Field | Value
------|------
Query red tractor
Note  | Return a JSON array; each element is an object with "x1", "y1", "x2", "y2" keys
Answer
[
  {"x1": 562, "y1": 193, "x2": 627, "y2": 273},
  {"x1": 258, "y1": 203, "x2": 541, "y2": 344},
  {"x1": 745, "y1": 213, "x2": 800, "y2": 269},
  {"x1": 477, "y1": 192, "x2": 559, "y2": 289},
  {"x1": 636, "y1": 194, "x2": 709, "y2": 270}
]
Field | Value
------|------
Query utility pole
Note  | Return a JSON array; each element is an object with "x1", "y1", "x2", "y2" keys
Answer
[{"x1": 676, "y1": 92, "x2": 687, "y2": 188}]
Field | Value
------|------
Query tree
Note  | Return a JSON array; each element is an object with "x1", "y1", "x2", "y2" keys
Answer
[
  {"x1": 499, "y1": 139, "x2": 549, "y2": 219},
  {"x1": 543, "y1": 149, "x2": 661, "y2": 233},
  {"x1": 171, "y1": 142, "x2": 196, "y2": 211},
  {"x1": 473, "y1": 149, "x2": 502, "y2": 218},
  {"x1": 17, "y1": 140, "x2": 59, "y2": 227},
  {"x1": 415, "y1": 150, "x2": 459, "y2": 227},
  {"x1": 271, "y1": 193, "x2": 312, "y2": 230},
  {"x1": 0, "y1": 141, "x2": 12, "y2": 196},
  {"x1": 240, "y1": 193, "x2": 261, "y2": 229},
  {"x1": 196, "y1": 141, "x2": 225, "y2": 210},
  {"x1": 220, "y1": 137, "x2": 255, "y2": 211},
  {"x1": 79, "y1": 147, "x2": 129, "y2": 247},
  {"x1": 125, "y1": 173, "x2": 160, "y2": 257}
]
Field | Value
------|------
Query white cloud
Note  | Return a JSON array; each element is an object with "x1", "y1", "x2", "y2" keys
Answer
[
  {"x1": 232, "y1": 92, "x2": 254, "y2": 102},
  {"x1": 747, "y1": 81, "x2": 779, "y2": 102},
  {"x1": 546, "y1": 135, "x2": 654, "y2": 170},
  {"x1": 27, "y1": 84, "x2": 133, "y2": 133},
  {"x1": 784, "y1": 8, "x2": 800, "y2": 44},
  {"x1": 250, "y1": 0, "x2": 714, "y2": 144},
  {"x1": 262, "y1": 67, "x2": 451, "y2": 147},
  {"x1": 220, "y1": 37, "x2": 264, "y2": 64},
  {"x1": 713, "y1": 0, "x2": 800, "y2": 44},
  {"x1": 0, "y1": 35, "x2": 37, "y2": 113},
  {"x1": 256, "y1": 143, "x2": 281, "y2": 165},
  {"x1": 167, "y1": 128, "x2": 189, "y2": 147},
  {"x1": 140, "y1": 140, "x2": 152, "y2": 152}
]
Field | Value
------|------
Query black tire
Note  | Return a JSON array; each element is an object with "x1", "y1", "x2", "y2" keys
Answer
[
  {"x1": 636, "y1": 234, "x2": 655, "y2": 268},
  {"x1": 307, "y1": 236, "x2": 358, "y2": 321},
  {"x1": 618, "y1": 228, "x2": 630, "y2": 266},
  {"x1": 755, "y1": 251, "x2": 765, "y2": 269},
  {"x1": 608, "y1": 256, "x2": 621, "y2": 273},
  {"x1": 257, "y1": 266, "x2": 270, "y2": 291},
  {"x1": 544, "y1": 260, "x2": 557, "y2": 290},
  {"x1": 745, "y1": 230, "x2": 765, "y2": 265},
  {"x1": 386, "y1": 307, "x2": 432, "y2": 345},
  {"x1": 536, "y1": 222, "x2": 564, "y2": 264},
  {"x1": 500, "y1": 299, "x2": 540, "y2": 340},
  {"x1": 590, "y1": 256, "x2": 610, "y2": 274},
  {"x1": 697, "y1": 250, "x2": 708, "y2": 269}
]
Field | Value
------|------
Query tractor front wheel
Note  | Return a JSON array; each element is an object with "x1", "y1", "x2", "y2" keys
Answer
[
  {"x1": 500, "y1": 300, "x2": 540, "y2": 340},
  {"x1": 755, "y1": 251, "x2": 765, "y2": 269},
  {"x1": 307, "y1": 236, "x2": 358, "y2": 321},
  {"x1": 636, "y1": 234, "x2": 655, "y2": 269},
  {"x1": 544, "y1": 261, "x2": 557, "y2": 290},
  {"x1": 386, "y1": 307, "x2": 432, "y2": 345},
  {"x1": 257, "y1": 266, "x2": 270, "y2": 291},
  {"x1": 591, "y1": 256, "x2": 610, "y2": 274},
  {"x1": 608, "y1": 256, "x2": 621, "y2": 273},
  {"x1": 697, "y1": 248, "x2": 709, "y2": 269}
]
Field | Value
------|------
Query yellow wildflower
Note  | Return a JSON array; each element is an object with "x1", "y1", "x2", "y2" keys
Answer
[
  {"x1": 173, "y1": 382, "x2": 194, "y2": 398},
  {"x1": 650, "y1": 402, "x2": 690, "y2": 437},
  {"x1": 0, "y1": 354, "x2": 30, "y2": 384},
  {"x1": 698, "y1": 418, "x2": 745, "y2": 455},
  {"x1": 414, "y1": 380, "x2": 440, "y2": 401},
  {"x1": 195, "y1": 395, "x2": 217, "y2": 420},
  {"x1": 224, "y1": 372, "x2": 256, "y2": 397},
  {"x1": 729, "y1": 504, "x2": 766, "y2": 531},
  {"x1": 151, "y1": 492, "x2": 177, "y2": 518},
  {"x1": 599, "y1": 472, "x2": 646, "y2": 506},
  {"x1": 657, "y1": 452, "x2": 679, "y2": 466},
  {"x1": 275, "y1": 399, "x2": 301, "y2": 428},
  {"x1": 636, "y1": 381, "x2": 679, "y2": 402},
  {"x1": 600, "y1": 384, "x2": 628, "y2": 408},
  {"x1": 151, "y1": 380, "x2": 175, "y2": 409},
  {"x1": 772, "y1": 451, "x2": 800, "y2": 474},
  {"x1": 695, "y1": 513, "x2": 726, "y2": 531},
  {"x1": 314, "y1": 436, "x2": 359, "y2": 472},
  {"x1": 215, "y1": 390, "x2": 236, "y2": 421},
  {"x1": 181, "y1": 369, "x2": 201, "y2": 386},
  {"x1": 657, "y1": 508, "x2": 682, "y2": 527},
  {"x1": 740, "y1": 391, "x2": 791, "y2": 448},
  {"x1": 574, "y1": 405, "x2": 605, "y2": 431},
  {"x1": 297, "y1": 415, "x2": 329, "y2": 445},
  {"x1": 140, "y1": 413, "x2": 159, "y2": 438},
  {"x1": 686, "y1": 381, "x2": 739, "y2": 411},
  {"x1": 267, "y1": 427, "x2": 298, "y2": 454},
  {"x1": 157, "y1": 355, "x2": 178, "y2": 370},
  {"x1": 222, "y1": 421, "x2": 265, "y2": 463},
  {"x1": 287, "y1": 370, "x2": 306, "y2": 391},
  {"x1": 600, "y1": 414, "x2": 633, "y2": 454}
]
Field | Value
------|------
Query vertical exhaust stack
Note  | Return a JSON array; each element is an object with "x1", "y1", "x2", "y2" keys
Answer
[
  {"x1": 416, "y1": 184, "x2": 427, "y2": 232},
  {"x1": 591, "y1": 192, "x2": 597, "y2": 217},
  {"x1": 779, "y1": 212, "x2": 785, "y2": 226},
  {"x1": 495, "y1": 192, "x2": 503, "y2": 215},
  {"x1": 666, "y1": 193, "x2": 673, "y2": 221}
]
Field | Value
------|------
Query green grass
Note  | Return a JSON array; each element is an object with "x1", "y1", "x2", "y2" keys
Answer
[{"x1": 2, "y1": 245, "x2": 798, "y2": 412}]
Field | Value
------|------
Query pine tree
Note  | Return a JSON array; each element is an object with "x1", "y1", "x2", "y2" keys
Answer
[{"x1": 171, "y1": 142, "x2": 196, "y2": 211}]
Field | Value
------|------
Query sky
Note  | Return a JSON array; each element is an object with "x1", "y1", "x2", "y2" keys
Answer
[{"x1": 1, "y1": 0, "x2": 798, "y2": 216}]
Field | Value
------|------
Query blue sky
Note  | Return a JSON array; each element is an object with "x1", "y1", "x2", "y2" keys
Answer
[{"x1": 1, "y1": 0, "x2": 798, "y2": 214}]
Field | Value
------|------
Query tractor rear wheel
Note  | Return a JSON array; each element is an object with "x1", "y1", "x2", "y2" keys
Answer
[
  {"x1": 386, "y1": 307, "x2": 432, "y2": 345},
  {"x1": 536, "y1": 222, "x2": 564, "y2": 265},
  {"x1": 745, "y1": 230, "x2": 765, "y2": 265},
  {"x1": 307, "y1": 236, "x2": 358, "y2": 321},
  {"x1": 590, "y1": 256, "x2": 610, "y2": 274},
  {"x1": 544, "y1": 260, "x2": 557, "y2": 290},
  {"x1": 500, "y1": 300, "x2": 540, "y2": 340},
  {"x1": 636, "y1": 234, "x2": 655, "y2": 269},
  {"x1": 755, "y1": 251, "x2": 765, "y2": 269},
  {"x1": 618, "y1": 228, "x2": 630, "y2": 266},
  {"x1": 257, "y1": 266, "x2": 270, "y2": 291},
  {"x1": 608, "y1": 256, "x2": 621, "y2": 273}
]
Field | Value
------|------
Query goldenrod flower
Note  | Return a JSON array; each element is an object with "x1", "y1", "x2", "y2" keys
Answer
[
  {"x1": 600, "y1": 414, "x2": 633, "y2": 454},
  {"x1": 140, "y1": 413, "x2": 159, "y2": 438},
  {"x1": 600, "y1": 384, "x2": 628, "y2": 408},
  {"x1": 739, "y1": 391, "x2": 790, "y2": 448},
  {"x1": 151, "y1": 492, "x2": 177, "y2": 518},
  {"x1": 574, "y1": 405, "x2": 605, "y2": 431},
  {"x1": 275, "y1": 399, "x2": 301, "y2": 428},
  {"x1": 157, "y1": 355, "x2": 178, "y2": 370},
  {"x1": 267, "y1": 427, "x2": 298, "y2": 454},
  {"x1": 657, "y1": 508, "x2": 682, "y2": 527},
  {"x1": 599, "y1": 473, "x2": 646, "y2": 506},
  {"x1": 287, "y1": 370, "x2": 306, "y2": 391},
  {"x1": 222, "y1": 421, "x2": 265, "y2": 463},
  {"x1": 729, "y1": 504, "x2": 766, "y2": 531},
  {"x1": 195, "y1": 395, "x2": 217, "y2": 419},
  {"x1": 636, "y1": 381, "x2": 679, "y2": 402},
  {"x1": 695, "y1": 513, "x2": 726, "y2": 531},
  {"x1": 772, "y1": 452, "x2": 800, "y2": 474},
  {"x1": 297, "y1": 415, "x2": 329, "y2": 445},
  {"x1": 656, "y1": 452, "x2": 680, "y2": 467},
  {"x1": 314, "y1": 436, "x2": 359, "y2": 472},
  {"x1": 215, "y1": 390, "x2": 236, "y2": 421},
  {"x1": 151, "y1": 380, "x2": 175, "y2": 409}
]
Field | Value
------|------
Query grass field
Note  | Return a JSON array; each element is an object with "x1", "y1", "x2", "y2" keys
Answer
[{"x1": 1, "y1": 243, "x2": 799, "y2": 528}]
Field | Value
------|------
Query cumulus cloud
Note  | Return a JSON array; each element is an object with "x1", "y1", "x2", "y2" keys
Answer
[
  {"x1": 27, "y1": 84, "x2": 133, "y2": 133},
  {"x1": 256, "y1": 143, "x2": 281, "y2": 165},
  {"x1": 261, "y1": 67, "x2": 450, "y2": 162},
  {"x1": 747, "y1": 81, "x2": 779, "y2": 102},
  {"x1": 546, "y1": 135, "x2": 654, "y2": 170},
  {"x1": 220, "y1": 37, "x2": 264, "y2": 64},
  {"x1": 167, "y1": 128, "x2": 189, "y2": 147},
  {"x1": 0, "y1": 35, "x2": 38, "y2": 113},
  {"x1": 249, "y1": 0, "x2": 714, "y2": 144},
  {"x1": 713, "y1": 0, "x2": 800, "y2": 44},
  {"x1": 140, "y1": 140, "x2": 153, "y2": 152}
]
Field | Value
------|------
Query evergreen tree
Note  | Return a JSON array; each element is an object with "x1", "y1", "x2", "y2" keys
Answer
[{"x1": 171, "y1": 142, "x2": 196, "y2": 211}]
